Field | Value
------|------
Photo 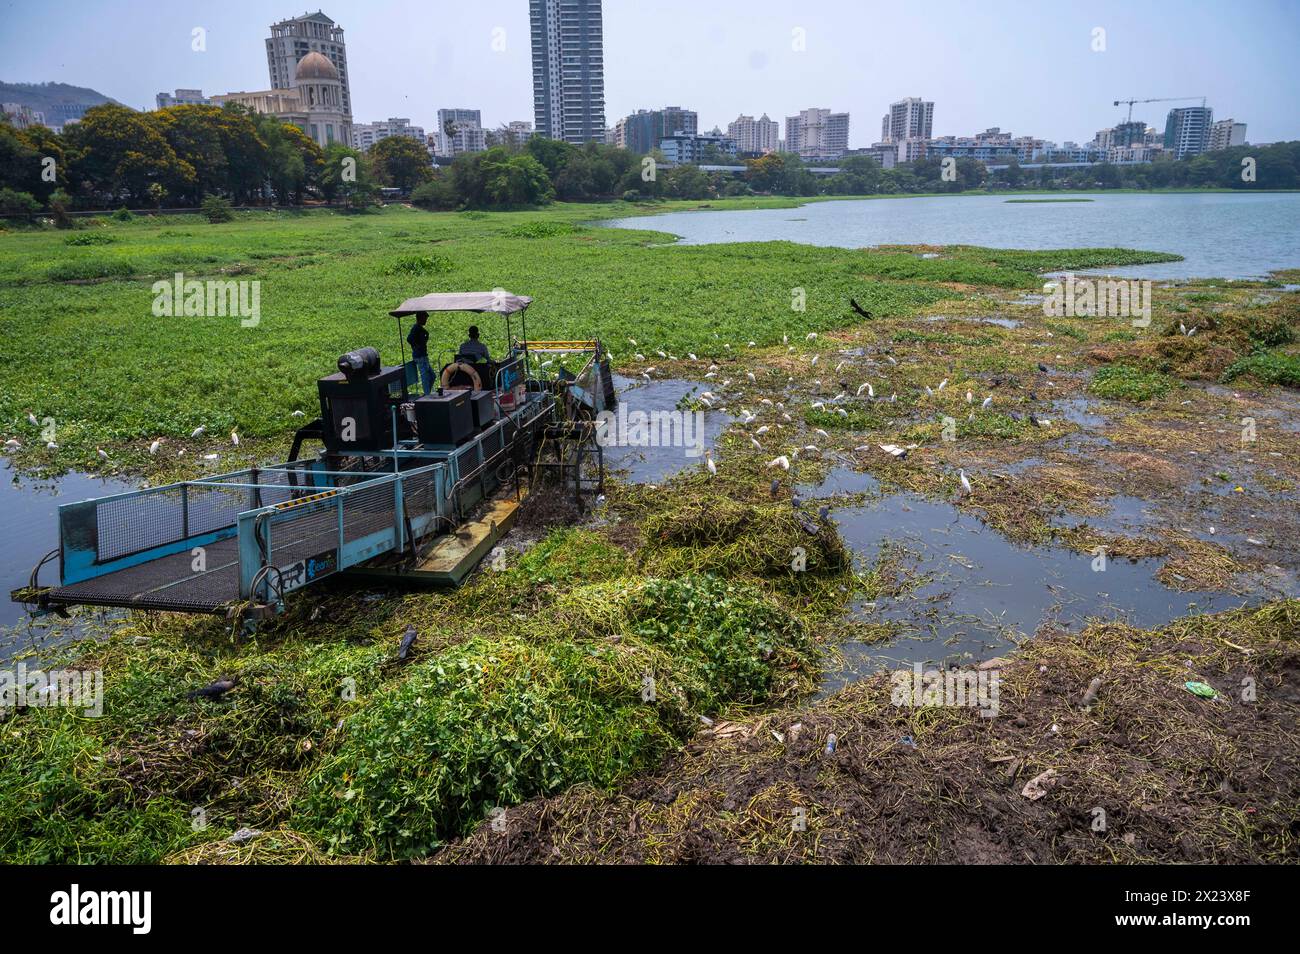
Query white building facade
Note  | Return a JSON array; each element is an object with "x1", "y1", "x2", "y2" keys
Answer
[
  {"x1": 727, "y1": 113, "x2": 780, "y2": 154},
  {"x1": 785, "y1": 108, "x2": 850, "y2": 159},
  {"x1": 266, "y1": 11, "x2": 352, "y2": 118}
]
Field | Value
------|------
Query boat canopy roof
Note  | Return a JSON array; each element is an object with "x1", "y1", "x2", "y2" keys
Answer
[{"x1": 389, "y1": 291, "x2": 533, "y2": 317}]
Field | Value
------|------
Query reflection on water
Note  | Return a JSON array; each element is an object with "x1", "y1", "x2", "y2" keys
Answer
[
  {"x1": 815, "y1": 485, "x2": 1277, "y2": 692},
  {"x1": 0, "y1": 466, "x2": 134, "y2": 661}
]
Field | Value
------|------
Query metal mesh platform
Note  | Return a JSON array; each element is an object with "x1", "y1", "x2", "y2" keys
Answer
[
  {"x1": 45, "y1": 481, "x2": 400, "y2": 613},
  {"x1": 45, "y1": 537, "x2": 244, "y2": 613}
]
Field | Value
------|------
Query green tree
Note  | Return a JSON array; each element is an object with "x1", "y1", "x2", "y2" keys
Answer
[
  {"x1": 744, "y1": 152, "x2": 815, "y2": 195},
  {"x1": 63, "y1": 103, "x2": 195, "y2": 205},
  {"x1": 152, "y1": 105, "x2": 233, "y2": 202},
  {"x1": 0, "y1": 187, "x2": 41, "y2": 216},
  {"x1": 662, "y1": 164, "x2": 712, "y2": 199},
  {"x1": 0, "y1": 120, "x2": 46, "y2": 198},
  {"x1": 451, "y1": 147, "x2": 554, "y2": 208},
  {"x1": 826, "y1": 154, "x2": 883, "y2": 195},
  {"x1": 526, "y1": 136, "x2": 578, "y2": 178},
  {"x1": 201, "y1": 193, "x2": 234, "y2": 222},
  {"x1": 257, "y1": 117, "x2": 322, "y2": 204},
  {"x1": 410, "y1": 173, "x2": 458, "y2": 210},
  {"x1": 319, "y1": 143, "x2": 375, "y2": 207},
  {"x1": 0, "y1": 121, "x2": 66, "y2": 202},
  {"x1": 369, "y1": 135, "x2": 434, "y2": 192}
]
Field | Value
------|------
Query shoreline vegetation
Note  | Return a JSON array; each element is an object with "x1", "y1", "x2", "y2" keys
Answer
[
  {"x1": 1, "y1": 198, "x2": 1297, "y2": 865},
  {"x1": 5, "y1": 105, "x2": 1299, "y2": 217},
  {"x1": 4, "y1": 185, "x2": 1299, "y2": 227}
]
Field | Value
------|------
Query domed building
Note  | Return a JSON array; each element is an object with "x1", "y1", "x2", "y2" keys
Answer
[
  {"x1": 291, "y1": 51, "x2": 350, "y2": 148},
  {"x1": 212, "y1": 50, "x2": 352, "y2": 150}
]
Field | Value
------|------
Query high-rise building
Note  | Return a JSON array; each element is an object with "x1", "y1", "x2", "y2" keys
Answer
[
  {"x1": 1093, "y1": 120, "x2": 1146, "y2": 150},
  {"x1": 351, "y1": 117, "x2": 426, "y2": 152},
  {"x1": 1209, "y1": 118, "x2": 1247, "y2": 151},
  {"x1": 155, "y1": 89, "x2": 210, "y2": 109},
  {"x1": 881, "y1": 97, "x2": 933, "y2": 143},
  {"x1": 266, "y1": 11, "x2": 351, "y2": 119},
  {"x1": 727, "y1": 114, "x2": 780, "y2": 154},
  {"x1": 435, "y1": 108, "x2": 486, "y2": 156},
  {"x1": 615, "y1": 106, "x2": 697, "y2": 154},
  {"x1": 1164, "y1": 106, "x2": 1213, "y2": 160},
  {"x1": 530, "y1": 0, "x2": 606, "y2": 144},
  {"x1": 785, "y1": 108, "x2": 850, "y2": 159}
]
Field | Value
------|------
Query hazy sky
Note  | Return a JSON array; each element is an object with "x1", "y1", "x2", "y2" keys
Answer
[{"x1": 3, "y1": 0, "x2": 1298, "y2": 145}]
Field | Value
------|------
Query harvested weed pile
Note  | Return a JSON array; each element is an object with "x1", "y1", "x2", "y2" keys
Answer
[
  {"x1": 640, "y1": 497, "x2": 851, "y2": 589},
  {"x1": 298, "y1": 573, "x2": 817, "y2": 858},
  {"x1": 435, "y1": 601, "x2": 1300, "y2": 864}
]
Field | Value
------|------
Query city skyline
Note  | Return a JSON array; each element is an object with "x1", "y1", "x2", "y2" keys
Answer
[{"x1": 2, "y1": 0, "x2": 1298, "y2": 147}]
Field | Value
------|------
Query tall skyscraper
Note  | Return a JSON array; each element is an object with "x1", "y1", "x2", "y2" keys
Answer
[
  {"x1": 1164, "y1": 106, "x2": 1213, "y2": 160},
  {"x1": 881, "y1": 97, "x2": 934, "y2": 143},
  {"x1": 530, "y1": 0, "x2": 606, "y2": 144},
  {"x1": 266, "y1": 12, "x2": 352, "y2": 119},
  {"x1": 727, "y1": 114, "x2": 780, "y2": 154},
  {"x1": 785, "y1": 108, "x2": 850, "y2": 159}
]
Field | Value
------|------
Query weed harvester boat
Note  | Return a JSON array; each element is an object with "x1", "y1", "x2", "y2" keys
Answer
[{"x1": 13, "y1": 291, "x2": 616, "y2": 626}]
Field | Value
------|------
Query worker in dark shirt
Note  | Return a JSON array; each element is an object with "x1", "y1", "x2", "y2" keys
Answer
[
  {"x1": 407, "y1": 311, "x2": 433, "y2": 394},
  {"x1": 459, "y1": 325, "x2": 490, "y2": 363}
]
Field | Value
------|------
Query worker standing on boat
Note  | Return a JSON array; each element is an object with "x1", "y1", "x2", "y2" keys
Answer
[
  {"x1": 408, "y1": 311, "x2": 432, "y2": 394},
  {"x1": 459, "y1": 325, "x2": 490, "y2": 363}
]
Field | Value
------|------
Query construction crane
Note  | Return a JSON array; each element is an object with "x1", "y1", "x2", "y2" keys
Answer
[{"x1": 1112, "y1": 96, "x2": 1207, "y2": 124}]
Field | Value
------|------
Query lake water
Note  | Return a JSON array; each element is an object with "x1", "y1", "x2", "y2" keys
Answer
[
  {"x1": 605, "y1": 192, "x2": 1300, "y2": 280},
  {"x1": 0, "y1": 467, "x2": 134, "y2": 661}
]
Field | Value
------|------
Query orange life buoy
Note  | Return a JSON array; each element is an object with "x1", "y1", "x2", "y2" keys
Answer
[{"x1": 440, "y1": 361, "x2": 483, "y2": 391}]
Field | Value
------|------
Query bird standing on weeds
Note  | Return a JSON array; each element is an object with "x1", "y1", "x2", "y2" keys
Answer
[
  {"x1": 398, "y1": 624, "x2": 418, "y2": 661},
  {"x1": 187, "y1": 676, "x2": 238, "y2": 701}
]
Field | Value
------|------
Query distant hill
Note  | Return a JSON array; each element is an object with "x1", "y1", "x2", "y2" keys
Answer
[{"x1": 0, "y1": 81, "x2": 121, "y2": 116}]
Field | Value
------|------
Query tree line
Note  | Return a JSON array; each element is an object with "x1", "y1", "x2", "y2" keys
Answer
[{"x1": 2, "y1": 100, "x2": 1296, "y2": 219}]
